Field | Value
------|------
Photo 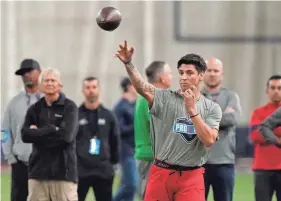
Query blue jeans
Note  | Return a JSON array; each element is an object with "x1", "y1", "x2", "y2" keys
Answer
[
  {"x1": 113, "y1": 153, "x2": 139, "y2": 201},
  {"x1": 204, "y1": 164, "x2": 235, "y2": 201}
]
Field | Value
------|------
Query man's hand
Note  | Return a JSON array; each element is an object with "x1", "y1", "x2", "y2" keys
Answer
[
  {"x1": 225, "y1": 106, "x2": 235, "y2": 113},
  {"x1": 113, "y1": 40, "x2": 155, "y2": 107},
  {"x1": 178, "y1": 85, "x2": 198, "y2": 116},
  {"x1": 115, "y1": 40, "x2": 134, "y2": 64},
  {"x1": 30, "y1": 125, "x2": 37, "y2": 129}
]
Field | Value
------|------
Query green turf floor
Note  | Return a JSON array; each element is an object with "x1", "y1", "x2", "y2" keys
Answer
[{"x1": 0, "y1": 173, "x2": 278, "y2": 201}]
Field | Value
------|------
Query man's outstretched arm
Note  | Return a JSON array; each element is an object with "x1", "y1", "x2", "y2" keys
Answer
[
  {"x1": 116, "y1": 40, "x2": 155, "y2": 107},
  {"x1": 124, "y1": 62, "x2": 155, "y2": 106}
]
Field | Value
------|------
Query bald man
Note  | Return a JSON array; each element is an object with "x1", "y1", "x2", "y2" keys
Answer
[{"x1": 201, "y1": 58, "x2": 242, "y2": 201}]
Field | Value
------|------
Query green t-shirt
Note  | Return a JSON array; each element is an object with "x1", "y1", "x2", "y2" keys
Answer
[{"x1": 134, "y1": 95, "x2": 153, "y2": 161}]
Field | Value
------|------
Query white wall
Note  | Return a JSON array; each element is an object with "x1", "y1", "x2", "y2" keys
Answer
[{"x1": 1, "y1": 1, "x2": 281, "y2": 124}]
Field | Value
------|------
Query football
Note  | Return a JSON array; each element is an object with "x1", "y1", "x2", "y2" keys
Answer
[{"x1": 96, "y1": 7, "x2": 122, "y2": 31}]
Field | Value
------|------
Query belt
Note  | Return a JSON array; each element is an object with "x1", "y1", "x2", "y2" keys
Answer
[{"x1": 153, "y1": 159, "x2": 201, "y2": 171}]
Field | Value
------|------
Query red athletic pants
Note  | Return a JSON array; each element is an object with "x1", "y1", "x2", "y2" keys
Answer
[{"x1": 144, "y1": 164, "x2": 205, "y2": 201}]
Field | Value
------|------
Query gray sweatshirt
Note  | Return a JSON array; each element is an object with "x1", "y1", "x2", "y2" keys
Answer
[
  {"x1": 201, "y1": 87, "x2": 242, "y2": 164},
  {"x1": 1, "y1": 91, "x2": 42, "y2": 164},
  {"x1": 258, "y1": 107, "x2": 281, "y2": 148}
]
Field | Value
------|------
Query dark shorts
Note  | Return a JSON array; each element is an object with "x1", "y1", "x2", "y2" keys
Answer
[{"x1": 144, "y1": 160, "x2": 205, "y2": 201}]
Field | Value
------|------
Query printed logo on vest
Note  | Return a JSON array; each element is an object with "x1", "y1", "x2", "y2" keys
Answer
[
  {"x1": 79, "y1": 118, "x2": 88, "y2": 125},
  {"x1": 173, "y1": 117, "x2": 197, "y2": 142}
]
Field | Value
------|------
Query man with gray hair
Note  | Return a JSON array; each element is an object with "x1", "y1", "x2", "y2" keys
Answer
[
  {"x1": 21, "y1": 67, "x2": 79, "y2": 201},
  {"x1": 2, "y1": 59, "x2": 42, "y2": 201},
  {"x1": 134, "y1": 61, "x2": 173, "y2": 199},
  {"x1": 202, "y1": 58, "x2": 242, "y2": 201}
]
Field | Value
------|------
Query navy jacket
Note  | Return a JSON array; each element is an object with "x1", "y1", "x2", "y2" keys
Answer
[{"x1": 114, "y1": 98, "x2": 135, "y2": 157}]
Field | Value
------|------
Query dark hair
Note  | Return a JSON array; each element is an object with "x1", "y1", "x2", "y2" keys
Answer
[
  {"x1": 120, "y1": 77, "x2": 131, "y2": 92},
  {"x1": 177, "y1": 53, "x2": 207, "y2": 73},
  {"x1": 82, "y1": 76, "x2": 100, "y2": 87},
  {"x1": 145, "y1": 61, "x2": 166, "y2": 83},
  {"x1": 267, "y1": 75, "x2": 281, "y2": 87},
  {"x1": 83, "y1": 76, "x2": 99, "y2": 84}
]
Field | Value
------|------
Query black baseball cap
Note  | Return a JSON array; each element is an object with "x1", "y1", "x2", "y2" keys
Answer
[{"x1": 15, "y1": 59, "x2": 41, "y2": 75}]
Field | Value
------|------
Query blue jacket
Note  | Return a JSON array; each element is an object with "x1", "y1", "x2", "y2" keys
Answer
[{"x1": 113, "y1": 98, "x2": 135, "y2": 157}]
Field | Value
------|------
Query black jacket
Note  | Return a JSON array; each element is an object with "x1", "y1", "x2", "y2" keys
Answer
[
  {"x1": 21, "y1": 93, "x2": 78, "y2": 182},
  {"x1": 76, "y1": 104, "x2": 120, "y2": 179}
]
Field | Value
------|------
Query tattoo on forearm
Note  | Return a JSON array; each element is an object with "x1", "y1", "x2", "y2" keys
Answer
[
  {"x1": 125, "y1": 61, "x2": 135, "y2": 69},
  {"x1": 125, "y1": 62, "x2": 155, "y2": 96}
]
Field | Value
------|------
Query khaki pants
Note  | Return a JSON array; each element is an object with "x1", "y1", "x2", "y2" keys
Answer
[{"x1": 27, "y1": 179, "x2": 78, "y2": 201}]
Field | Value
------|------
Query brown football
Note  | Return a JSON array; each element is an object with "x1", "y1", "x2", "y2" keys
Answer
[{"x1": 96, "y1": 7, "x2": 122, "y2": 31}]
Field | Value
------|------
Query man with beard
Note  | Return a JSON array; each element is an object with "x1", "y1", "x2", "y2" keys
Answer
[
  {"x1": 2, "y1": 59, "x2": 42, "y2": 201},
  {"x1": 76, "y1": 76, "x2": 120, "y2": 201},
  {"x1": 201, "y1": 58, "x2": 242, "y2": 201},
  {"x1": 250, "y1": 75, "x2": 281, "y2": 201}
]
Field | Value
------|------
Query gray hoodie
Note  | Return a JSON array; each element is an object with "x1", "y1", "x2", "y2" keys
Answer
[
  {"x1": 201, "y1": 87, "x2": 242, "y2": 164},
  {"x1": 259, "y1": 107, "x2": 281, "y2": 148},
  {"x1": 1, "y1": 91, "x2": 42, "y2": 164}
]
